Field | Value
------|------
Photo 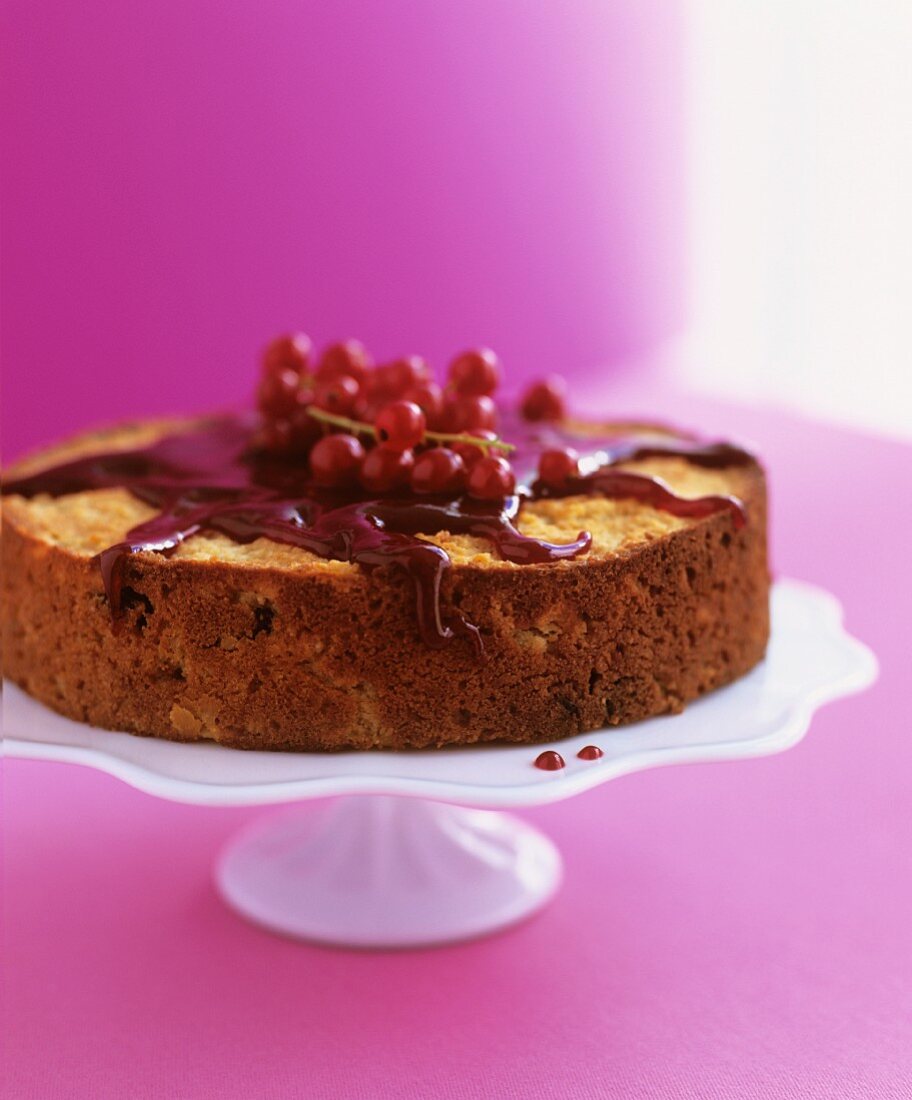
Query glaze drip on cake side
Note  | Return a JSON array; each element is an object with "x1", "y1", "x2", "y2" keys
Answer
[{"x1": 1, "y1": 412, "x2": 752, "y2": 651}]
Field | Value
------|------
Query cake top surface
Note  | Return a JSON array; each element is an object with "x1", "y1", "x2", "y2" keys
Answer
[
  {"x1": 2, "y1": 335, "x2": 760, "y2": 651},
  {"x1": 4, "y1": 416, "x2": 757, "y2": 564}
]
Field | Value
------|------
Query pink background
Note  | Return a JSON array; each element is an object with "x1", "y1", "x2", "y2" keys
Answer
[{"x1": 2, "y1": 0, "x2": 682, "y2": 461}]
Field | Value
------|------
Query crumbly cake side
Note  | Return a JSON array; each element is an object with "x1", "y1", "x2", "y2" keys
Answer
[{"x1": 1, "y1": 421, "x2": 769, "y2": 751}]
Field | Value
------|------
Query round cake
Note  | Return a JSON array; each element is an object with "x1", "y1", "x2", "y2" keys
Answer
[{"x1": 1, "y1": 339, "x2": 769, "y2": 752}]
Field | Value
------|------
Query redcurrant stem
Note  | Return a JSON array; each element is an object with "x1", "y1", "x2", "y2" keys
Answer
[
  {"x1": 305, "y1": 407, "x2": 376, "y2": 437},
  {"x1": 305, "y1": 406, "x2": 515, "y2": 452},
  {"x1": 424, "y1": 427, "x2": 514, "y2": 453}
]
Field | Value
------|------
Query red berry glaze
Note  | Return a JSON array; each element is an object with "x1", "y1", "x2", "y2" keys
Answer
[
  {"x1": 318, "y1": 340, "x2": 372, "y2": 384},
  {"x1": 314, "y1": 374, "x2": 361, "y2": 415},
  {"x1": 539, "y1": 447, "x2": 580, "y2": 488},
  {"x1": 359, "y1": 446, "x2": 414, "y2": 492},
  {"x1": 375, "y1": 400, "x2": 427, "y2": 452},
  {"x1": 467, "y1": 455, "x2": 516, "y2": 500},
  {"x1": 577, "y1": 745, "x2": 604, "y2": 761},
  {"x1": 309, "y1": 433, "x2": 365, "y2": 486},
  {"x1": 520, "y1": 376, "x2": 567, "y2": 422},
  {"x1": 262, "y1": 333, "x2": 312, "y2": 377},
  {"x1": 448, "y1": 348, "x2": 501, "y2": 396},
  {"x1": 410, "y1": 448, "x2": 467, "y2": 495}
]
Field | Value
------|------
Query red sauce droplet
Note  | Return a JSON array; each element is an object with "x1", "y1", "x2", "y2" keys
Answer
[
  {"x1": 577, "y1": 745, "x2": 604, "y2": 760},
  {"x1": 534, "y1": 750, "x2": 566, "y2": 771}
]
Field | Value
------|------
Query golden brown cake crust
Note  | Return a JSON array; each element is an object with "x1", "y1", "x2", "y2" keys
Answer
[{"x1": 1, "y1": 420, "x2": 770, "y2": 751}]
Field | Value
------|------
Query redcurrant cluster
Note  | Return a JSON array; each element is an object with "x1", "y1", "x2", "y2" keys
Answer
[{"x1": 256, "y1": 334, "x2": 568, "y2": 499}]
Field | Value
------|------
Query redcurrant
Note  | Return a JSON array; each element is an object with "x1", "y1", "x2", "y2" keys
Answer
[
  {"x1": 410, "y1": 448, "x2": 467, "y2": 494},
  {"x1": 313, "y1": 374, "x2": 361, "y2": 415},
  {"x1": 262, "y1": 333, "x2": 312, "y2": 377},
  {"x1": 359, "y1": 446, "x2": 415, "y2": 492},
  {"x1": 258, "y1": 418, "x2": 295, "y2": 454},
  {"x1": 310, "y1": 433, "x2": 365, "y2": 486},
  {"x1": 539, "y1": 447, "x2": 580, "y2": 488},
  {"x1": 520, "y1": 376, "x2": 567, "y2": 422},
  {"x1": 375, "y1": 400, "x2": 427, "y2": 451},
  {"x1": 286, "y1": 404, "x2": 322, "y2": 450},
  {"x1": 451, "y1": 430, "x2": 500, "y2": 468},
  {"x1": 374, "y1": 356, "x2": 431, "y2": 397},
  {"x1": 402, "y1": 381, "x2": 445, "y2": 427},
  {"x1": 318, "y1": 340, "x2": 372, "y2": 384},
  {"x1": 443, "y1": 393, "x2": 498, "y2": 433},
  {"x1": 448, "y1": 348, "x2": 501, "y2": 396},
  {"x1": 257, "y1": 368, "x2": 303, "y2": 419},
  {"x1": 467, "y1": 455, "x2": 516, "y2": 500}
]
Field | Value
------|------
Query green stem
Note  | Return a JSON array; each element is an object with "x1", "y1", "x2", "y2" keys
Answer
[
  {"x1": 305, "y1": 405, "x2": 515, "y2": 453},
  {"x1": 425, "y1": 428, "x2": 515, "y2": 453},
  {"x1": 306, "y1": 407, "x2": 375, "y2": 436}
]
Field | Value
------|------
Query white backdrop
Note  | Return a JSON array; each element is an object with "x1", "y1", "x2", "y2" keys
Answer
[{"x1": 681, "y1": 0, "x2": 911, "y2": 439}]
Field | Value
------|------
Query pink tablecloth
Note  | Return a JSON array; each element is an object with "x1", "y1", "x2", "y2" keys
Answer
[{"x1": 4, "y1": 398, "x2": 910, "y2": 1099}]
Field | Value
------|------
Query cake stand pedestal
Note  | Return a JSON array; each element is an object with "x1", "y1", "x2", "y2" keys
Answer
[
  {"x1": 3, "y1": 580, "x2": 876, "y2": 948},
  {"x1": 216, "y1": 797, "x2": 561, "y2": 946}
]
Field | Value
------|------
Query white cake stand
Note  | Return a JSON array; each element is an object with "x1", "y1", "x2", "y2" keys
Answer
[{"x1": 2, "y1": 579, "x2": 876, "y2": 948}]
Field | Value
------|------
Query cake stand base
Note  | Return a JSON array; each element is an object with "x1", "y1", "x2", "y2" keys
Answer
[{"x1": 215, "y1": 795, "x2": 562, "y2": 948}]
